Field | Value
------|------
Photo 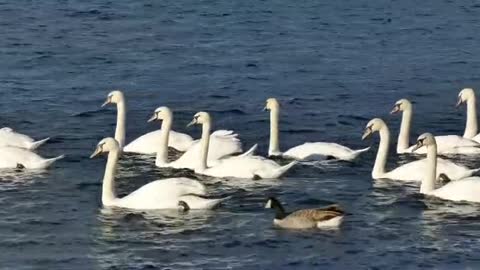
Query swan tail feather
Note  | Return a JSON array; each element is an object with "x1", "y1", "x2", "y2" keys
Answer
[
  {"x1": 29, "y1": 137, "x2": 50, "y2": 150},
  {"x1": 350, "y1": 146, "x2": 371, "y2": 159},
  {"x1": 41, "y1": 154, "x2": 65, "y2": 168},
  {"x1": 470, "y1": 168, "x2": 480, "y2": 176},
  {"x1": 239, "y1": 144, "x2": 257, "y2": 157},
  {"x1": 271, "y1": 161, "x2": 298, "y2": 178}
]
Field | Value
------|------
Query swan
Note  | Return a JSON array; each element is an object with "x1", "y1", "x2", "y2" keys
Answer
[
  {"x1": 102, "y1": 90, "x2": 194, "y2": 153},
  {"x1": 362, "y1": 118, "x2": 480, "y2": 181},
  {"x1": 0, "y1": 146, "x2": 64, "y2": 169},
  {"x1": 390, "y1": 98, "x2": 480, "y2": 154},
  {"x1": 264, "y1": 197, "x2": 344, "y2": 229},
  {"x1": 0, "y1": 127, "x2": 50, "y2": 150},
  {"x1": 89, "y1": 137, "x2": 226, "y2": 210},
  {"x1": 148, "y1": 107, "x2": 245, "y2": 169},
  {"x1": 265, "y1": 98, "x2": 369, "y2": 161},
  {"x1": 412, "y1": 133, "x2": 480, "y2": 203},
  {"x1": 188, "y1": 112, "x2": 297, "y2": 179},
  {"x1": 457, "y1": 88, "x2": 480, "y2": 143}
]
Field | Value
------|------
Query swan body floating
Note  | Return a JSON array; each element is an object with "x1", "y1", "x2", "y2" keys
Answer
[
  {"x1": 188, "y1": 112, "x2": 296, "y2": 179},
  {"x1": 90, "y1": 137, "x2": 226, "y2": 210},
  {"x1": 413, "y1": 133, "x2": 480, "y2": 203},
  {"x1": 0, "y1": 146, "x2": 63, "y2": 169},
  {"x1": 102, "y1": 90, "x2": 194, "y2": 153},
  {"x1": 391, "y1": 98, "x2": 480, "y2": 154},
  {"x1": 458, "y1": 88, "x2": 480, "y2": 143},
  {"x1": 362, "y1": 118, "x2": 479, "y2": 181},
  {"x1": 0, "y1": 127, "x2": 50, "y2": 150},
  {"x1": 265, "y1": 98, "x2": 369, "y2": 161},
  {"x1": 264, "y1": 197, "x2": 344, "y2": 229},
  {"x1": 149, "y1": 107, "x2": 244, "y2": 170}
]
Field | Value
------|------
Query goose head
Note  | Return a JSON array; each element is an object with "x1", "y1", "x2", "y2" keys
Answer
[
  {"x1": 187, "y1": 112, "x2": 210, "y2": 127},
  {"x1": 178, "y1": 200, "x2": 190, "y2": 212},
  {"x1": 362, "y1": 118, "x2": 385, "y2": 140},
  {"x1": 148, "y1": 106, "x2": 173, "y2": 123},
  {"x1": 102, "y1": 90, "x2": 125, "y2": 107},
  {"x1": 264, "y1": 98, "x2": 280, "y2": 111},
  {"x1": 411, "y1": 133, "x2": 435, "y2": 152},
  {"x1": 90, "y1": 137, "x2": 120, "y2": 158},
  {"x1": 264, "y1": 197, "x2": 280, "y2": 209},
  {"x1": 390, "y1": 98, "x2": 412, "y2": 114},
  {"x1": 457, "y1": 88, "x2": 475, "y2": 107}
]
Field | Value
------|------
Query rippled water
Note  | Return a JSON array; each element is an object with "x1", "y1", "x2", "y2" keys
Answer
[{"x1": 2, "y1": 0, "x2": 480, "y2": 269}]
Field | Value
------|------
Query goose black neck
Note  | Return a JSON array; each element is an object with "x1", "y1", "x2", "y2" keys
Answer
[{"x1": 270, "y1": 198, "x2": 287, "y2": 219}]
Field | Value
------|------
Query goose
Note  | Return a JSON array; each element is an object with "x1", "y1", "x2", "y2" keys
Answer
[
  {"x1": 101, "y1": 90, "x2": 195, "y2": 153},
  {"x1": 148, "y1": 106, "x2": 246, "y2": 169},
  {"x1": 89, "y1": 137, "x2": 226, "y2": 210},
  {"x1": 0, "y1": 127, "x2": 50, "y2": 150},
  {"x1": 457, "y1": 88, "x2": 480, "y2": 143},
  {"x1": 265, "y1": 98, "x2": 369, "y2": 161},
  {"x1": 0, "y1": 146, "x2": 63, "y2": 169},
  {"x1": 362, "y1": 118, "x2": 480, "y2": 181},
  {"x1": 188, "y1": 112, "x2": 297, "y2": 179},
  {"x1": 390, "y1": 98, "x2": 480, "y2": 154},
  {"x1": 412, "y1": 133, "x2": 480, "y2": 203},
  {"x1": 264, "y1": 197, "x2": 344, "y2": 229}
]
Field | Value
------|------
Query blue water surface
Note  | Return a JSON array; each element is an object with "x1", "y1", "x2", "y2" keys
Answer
[{"x1": 1, "y1": 0, "x2": 480, "y2": 269}]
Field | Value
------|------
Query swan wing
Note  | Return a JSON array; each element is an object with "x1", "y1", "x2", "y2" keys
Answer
[
  {"x1": 431, "y1": 177, "x2": 480, "y2": 202},
  {"x1": 0, "y1": 129, "x2": 35, "y2": 149},
  {"x1": 283, "y1": 142, "x2": 367, "y2": 161},
  {"x1": 0, "y1": 147, "x2": 62, "y2": 169},
  {"x1": 384, "y1": 158, "x2": 473, "y2": 181},
  {"x1": 124, "y1": 130, "x2": 194, "y2": 154}
]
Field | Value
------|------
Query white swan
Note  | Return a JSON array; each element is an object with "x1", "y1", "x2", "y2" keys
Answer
[
  {"x1": 391, "y1": 98, "x2": 480, "y2": 154},
  {"x1": 189, "y1": 112, "x2": 297, "y2": 179},
  {"x1": 362, "y1": 118, "x2": 479, "y2": 181},
  {"x1": 265, "y1": 98, "x2": 369, "y2": 161},
  {"x1": 457, "y1": 88, "x2": 480, "y2": 143},
  {"x1": 413, "y1": 133, "x2": 480, "y2": 203},
  {"x1": 0, "y1": 146, "x2": 64, "y2": 169},
  {"x1": 90, "y1": 137, "x2": 226, "y2": 210},
  {"x1": 102, "y1": 90, "x2": 194, "y2": 153},
  {"x1": 0, "y1": 127, "x2": 50, "y2": 150},
  {"x1": 148, "y1": 107, "x2": 245, "y2": 169}
]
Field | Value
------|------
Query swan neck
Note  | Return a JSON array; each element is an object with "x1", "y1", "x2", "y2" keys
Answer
[
  {"x1": 421, "y1": 144, "x2": 437, "y2": 194},
  {"x1": 373, "y1": 126, "x2": 390, "y2": 178},
  {"x1": 115, "y1": 101, "x2": 127, "y2": 148},
  {"x1": 156, "y1": 116, "x2": 172, "y2": 165},
  {"x1": 102, "y1": 150, "x2": 119, "y2": 206},
  {"x1": 464, "y1": 97, "x2": 478, "y2": 138},
  {"x1": 397, "y1": 108, "x2": 412, "y2": 152},
  {"x1": 269, "y1": 108, "x2": 281, "y2": 155},
  {"x1": 199, "y1": 120, "x2": 211, "y2": 170}
]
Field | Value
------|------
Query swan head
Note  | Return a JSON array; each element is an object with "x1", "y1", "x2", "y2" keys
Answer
[
  {"x1": 411, "y1": 133, "x2": 435, "y2": 152},
  {"x1": 187, "y1": 112, "x2": 210, "y2": 127},
  {"x1": 102, "y1": 90, "x2": 125, "y2": 107},
  {"x1": 148, "y1": 106, "x2": 172, "y2": 122},
  {"x1": 264, "y1": 98, "x2": 280, "y2": 111},
  {"x1": 390, "y1": 99, "x2": 412, "y2": 114},
  {"x1": 457, "y1": 88, "x2": 475, "y2": 107},
  {"x1": 90, "y1": 137, "x2": 120, "y2": 158},
  {"x1": 362, "y1": 118, "x2": 385, "y2": 140}
]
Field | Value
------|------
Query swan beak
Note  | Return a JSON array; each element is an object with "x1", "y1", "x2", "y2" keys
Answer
[
  {"x1": 90, "y1": 147, "x2": 102, "y2": 158},
  {"x1": 263, "y1": 105, "x2": 268, "y2": 111},
  {"x1": 186, "y1": 119, "x2": 196, "y2": 127},
  {"x1": 101, "y1": 98, "x2": 111, "y2": 107},
  {"x1": 390, "y1": 105, "x2": 400, "y2": 114},
  {"x1": 361, "y1": 129, "x2": 372, "y2": 140},
  {"x1": 456, "y1": 97, "x2": 463, "y2": 108},
  {"x1": 411, "y1": 141, "x2": 423, "y2": 152},
  {"x1": 147, "y1": 114, "x2": 157, "y2": 123}
]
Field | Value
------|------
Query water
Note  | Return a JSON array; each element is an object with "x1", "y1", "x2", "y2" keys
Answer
[{"x1": 2, "y1": 0, "x2": 480, "y2": 269}]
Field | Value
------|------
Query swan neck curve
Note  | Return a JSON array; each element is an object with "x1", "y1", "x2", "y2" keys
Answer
[
  {"x1": 269, "y1": 107, "x2": 281, "y2": 155},
  {"x1": 199, "y1": 119, "x2": 211, "y2": 170},
  {"x1": 373, "y1": 125, "x2": 390, "y2": 179},
  {"x1": 102, "y1": 150, "x2": 119, "y2": 206},
  {"x1": 115, "y1": 101, "x2": 127, "y2": 148},
  {"x1": 156, "y1": 115, "x2": 172, "y2": 165},
  {"x1": 421, "y1": 143, "x2": 437, "y2": 194},
  {"x1": 397, "y1": 108, "x2": 412, "y2": 152},
  {"x1": 464, "y1": 97, "x2": 478, "y2": 138}
]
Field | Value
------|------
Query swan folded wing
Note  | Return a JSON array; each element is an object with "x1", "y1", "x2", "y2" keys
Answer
[
  {"x1": 283, "y1": 142, "x2": 355, "y2": 160},
  {"x1": 0, "y1": 130, "x2": 35, "y2": 148},
  {"x1": 124, "y1": 130, "x2": 194, "y2": 153},
  {"x1": 430, "y1": 178, "x2": 480, "y2": 202},
  {"x1": 0, "y1": 147, "x2": 49, "y2": 169},
  {"x1": 211, "y1": 130, "x2": 239, "y2": 139}
]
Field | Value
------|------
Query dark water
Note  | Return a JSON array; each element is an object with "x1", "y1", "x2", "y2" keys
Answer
[{"x1": 2, "y1": 0, "x2": 480, "y2": 269}]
